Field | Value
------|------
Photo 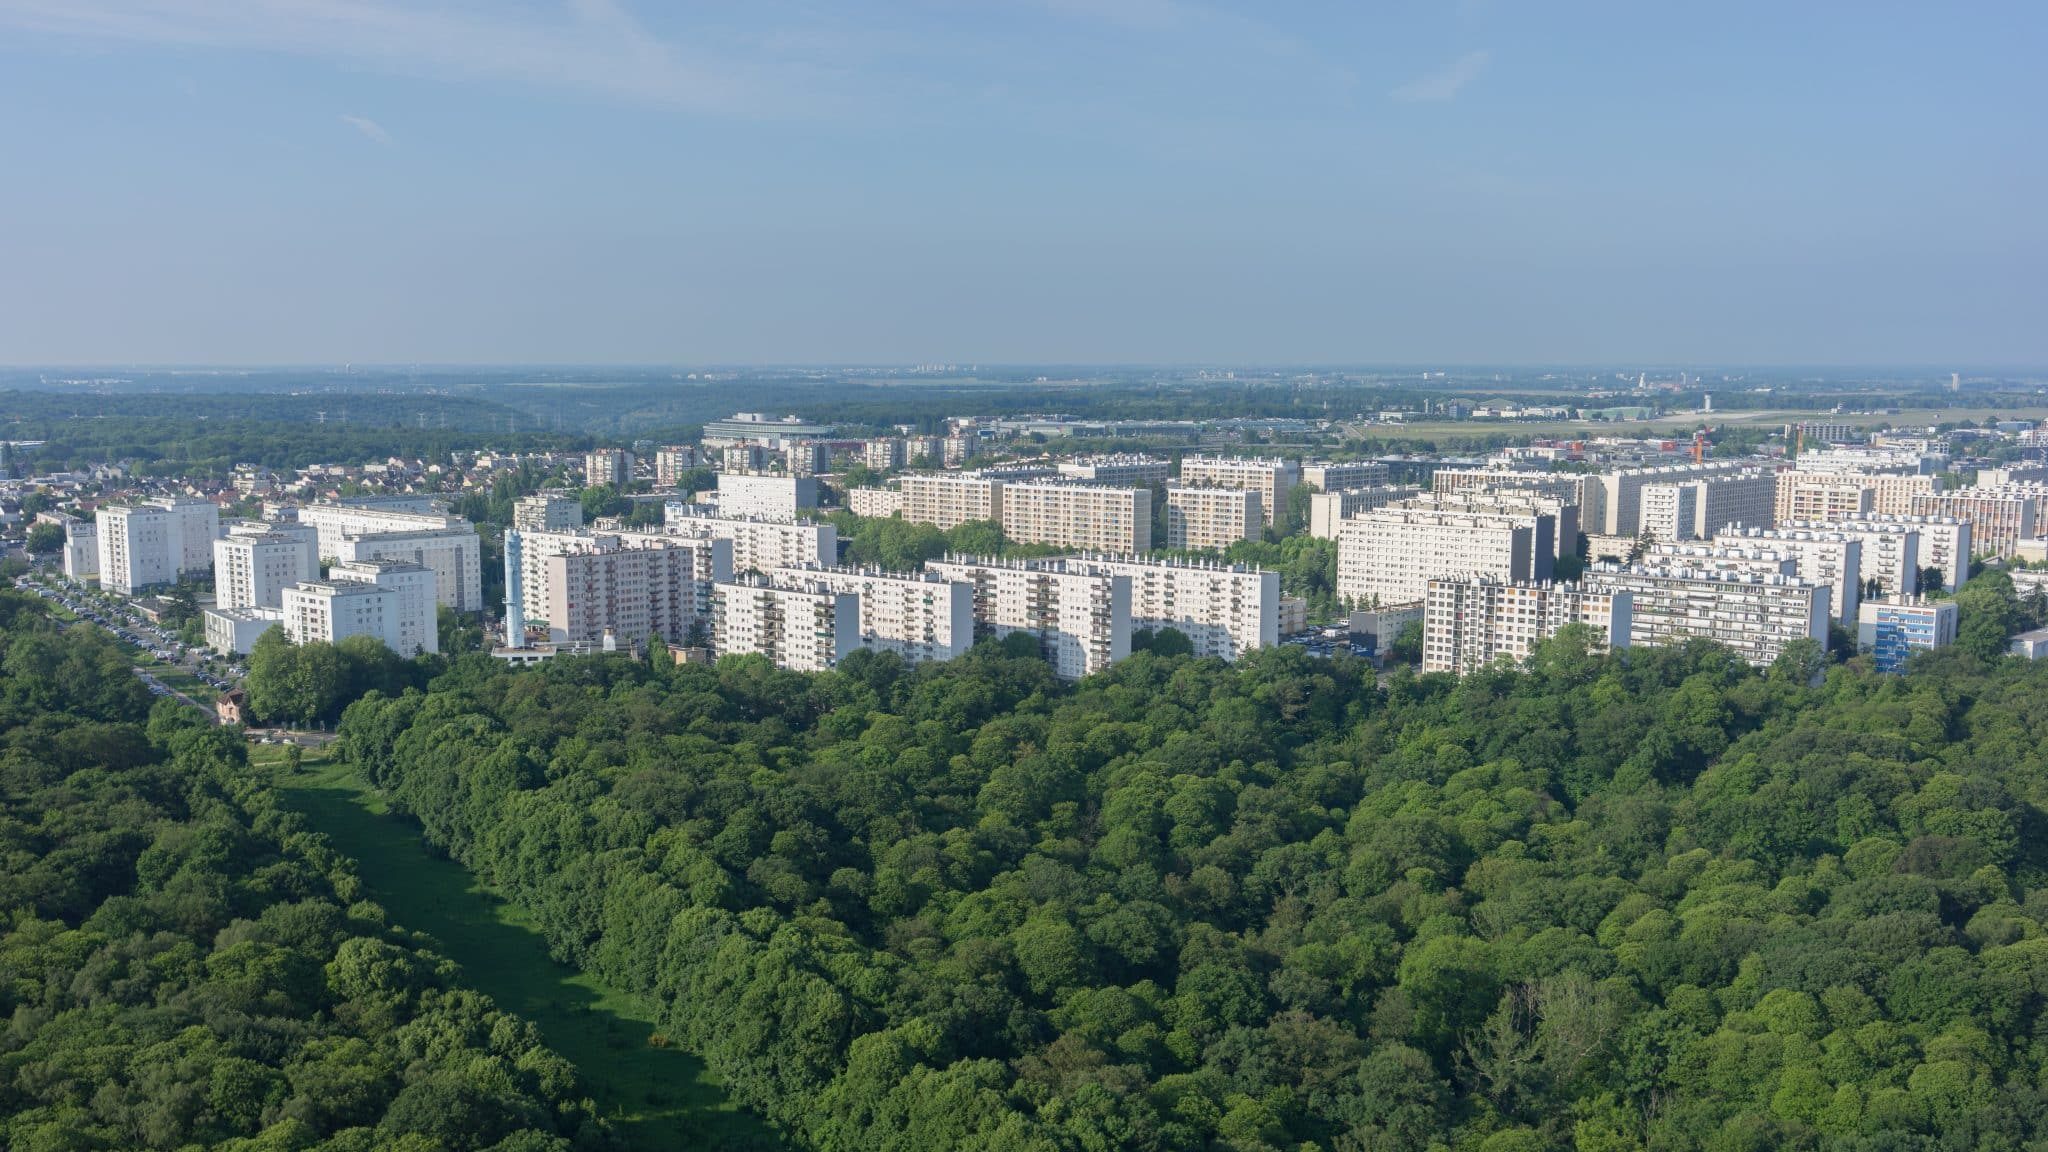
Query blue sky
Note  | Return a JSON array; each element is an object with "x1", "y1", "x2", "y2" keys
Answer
[{"x1": 0, "y1": 1, "x2": 2041, "y2": 366}]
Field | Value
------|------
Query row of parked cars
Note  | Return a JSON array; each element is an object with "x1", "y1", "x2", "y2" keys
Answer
[{"x1": 14, "y1": 576, "x2": 245, "y2": 692}]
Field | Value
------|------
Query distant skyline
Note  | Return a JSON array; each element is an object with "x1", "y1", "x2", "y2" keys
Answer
[{"x1": 0, "y1": 1, "x2": 2042, "y2": 366}]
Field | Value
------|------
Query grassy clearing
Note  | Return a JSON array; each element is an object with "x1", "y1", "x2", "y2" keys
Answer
[{"x1": 267, "y1": 749, "x2": 782, "y2": 1152}]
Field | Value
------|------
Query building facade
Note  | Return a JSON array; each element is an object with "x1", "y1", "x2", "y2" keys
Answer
[
  {"x1": 332, "y1": 526, "x2": 484, "y2": 612},
  {"x1": 1857, "y1": 597, "x2": 1958, "y2": 672},
  {"x1": 711, "y1": 578, "x2": 861, "y2": 672},
  {"x1": 1307, "y1": 486, "x2": 1422, "y2": 540},
  {"x1": 213, "y1": 523, "x2": 320, "y2": 610},
  {"x1": 1301, "y1": 460, "x2": 1392, "y2": 493},
  {"x1": 1057, "y1": 454, "x2": 1172, "y2": 485},
  {"x1": 1422, "y1": 578, "x2": 1632, "y2": 675},
  {"x1": 1336, "y1": 504, "x2": 1544, "y2": 608},
  {"x1": 899, "y1": 474, "x2": 1004, "y2": 529},
  {"x1": 715, "y1": 472, "x2": 820, "y2": 522},
  {"x1": 768, "y1": 565, "x2": 975, "y2": 664},
  {"x1": 1056, "y1": 554, "x2": 1279, "y2": 661},
  {"x1": 927, "y1": 556, "x2": 1131, "y2": 679},
  {"x1": 1166, "y1": 486, "x2": 1262, "y2": 551},
  {"x1": 999, "y1": 482, "x2": 1153, "y2": 552},
  {"x1": 281, "y1": 558, "x2": 438, "y2": 656},
  {"x1": 585, "y1": 448, "x2": 634, "y2": 487},
  {"x1": 1581, "y1": 564, "x2": 1831, "y2": 667},
  {"x1": 663, "y1": 505, "x2": 838, "y2": 575},
  {"x1": 513, "y1": 493, "x2": 584, "y2": 534},
  {"x1": 1177, "y1": 456, "x2": 1301, "y2": 528}
]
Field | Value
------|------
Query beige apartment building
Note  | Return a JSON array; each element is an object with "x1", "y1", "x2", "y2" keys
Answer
[
  {"x1": 1177, "y1": 455, "x2": 1301, "y2": 527},
  {"x1": 1166, "y1": 486, "x2": 1262, "y2": 551}
]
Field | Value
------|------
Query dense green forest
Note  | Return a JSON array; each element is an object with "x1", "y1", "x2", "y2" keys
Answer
[
  {"x1": 0, "y1": 593, "x2": 612, "y2": 1151},
  {"x1": 1, "y1": 392, "x2": 583, "y2": 474},
  {"x1": 332, "y1": 590, "x2": 2048, "y2": 1151}
]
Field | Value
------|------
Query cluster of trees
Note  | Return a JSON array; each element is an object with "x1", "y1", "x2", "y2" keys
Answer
[
  {"x1": 824, "y1": 512, "x2": 1063, "y2": 572},
  {"x1": 3, "y1": 391, "x2": 583, "y2": 476},
  {"x1": 0, "y1": 592, "x2": 609, "y2": 1150},
  {"x1": 242, "y1": 629, "x2": 438, "y2": 728},
  {"x1": 334, "y1": 607, "x2": 2048, "y2": 1150}
]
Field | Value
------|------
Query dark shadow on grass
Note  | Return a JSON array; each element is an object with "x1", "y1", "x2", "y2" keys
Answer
[{"x1": 276, "y1": 762, "x2": 786, "y2": 1152}]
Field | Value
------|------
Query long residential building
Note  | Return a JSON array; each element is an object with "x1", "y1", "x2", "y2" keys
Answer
[
  {"x1": 1056, "y1": 554, "x2": 1278, "y2": 661},
  {"x1": 1423, "y1": 489, "x2": 1575, "y2": 561},
  {"x1": 281, "y1": 558, "x2": 438, "y2": 656},
  {"x1": 1639, "y1": 469, "x2": 1777, "y2": 541},
  {"x1": 999, "y1": 481, "x2": 1152, "y2": 552},
  {"x1": 1778, "y1": 470, "x2": 1945, "y2": 521},
  {"x1": 927, "y1": 556, "x2": 1131, "y2": 679},
  {"x1": 1166, "y1": 486, "x2": 1262, "y2": 551},
  {"x1": 1583, "y1": 463, "x2": 1756, "y2": 537},
  {"x1": 298, "y1": 497, "x2": 449, "y2": 557},
  {"x1": 1779, "y1": 515, "x2": 1971, "y2": 596},
  {"x1": 712, "y1": 578, "x2": 860, "y2": 672},
  {"x1": 1177, "y1": 456, "x2": 1301, "y2": 527},
  {"x1": 847, "y1": 487, "x2": 905, "y2": 518},
  {"x1": 1302, "y1": 460, "x2": 1391, "y2": 493},
  {"x1": 1709, "y1": 528, "x2": 1864, "y2": 622},
  {"x1": 715, "y1": 472, "x2": 820, "y2": 522},
  {"x1": 1580, "y1": 564, "x2": 1831, "y2": 667},
  {"x1": 899, "y1": 473, "x2": 1004, "y2": 529},
  {"x1": 1336, "y1": 502, "x2": 1549, "y2": 608},
  {"x1": 332, "y1": 526, "x2": 484, "y2": 612},
  {"x1": 768, "y1": 565, "x2": 975, "y2": 664},
  {"x1": 663, "y1": 504, "x2": 838, "y2": 575},
  {"x1": 1653, "y1": 535, "x2": 1859, "y2": 623},
  {"x1": 1422, "y1": 577, "x2": 1633, "y2": 675},
  {"x1": 1308, "y1": 486, "x2": 1422, "y2": 540},
  {"x1": 1057, "y1": 454, "x2": 1171, "y2": 485},
  {"x1": 1911, "y1": 486, "x2": 2039, "y2": 558}
]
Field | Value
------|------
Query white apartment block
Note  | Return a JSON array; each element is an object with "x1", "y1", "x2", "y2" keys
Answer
[
  {"x1": 1056, "y1": 554, "x2": 1278, "y2": 661},
  {"x1": 1710, "y1": 528, "x2": 1863, "y2": 622},
  {"x1": 1177, "y1": 456, "x2": 1301, "y2": 528},
  {"x1": 1775, "y1": 476, "x2": 1877, "y2": 524},
  {"x1": 723, "y1": 444, "x2": 767, "y2": 473},
  {"x1": 1301, "y1": 461, "x2": 1391, "y2": 493},
  {"x1": 61, "y1": 516, "x2": 97, "y2": 579},
  {"x1": 787, "y1": 441, "x2": 832, "y2": 477},
  {"x1": 1780, "y1": 515, "x2": 1967, "y2": 596},
  {"x1": 282, "y1": 558, "x2": 438, "y2": 657},
  {"x1": 942, "y1": 435, "x2": 980, "y2": 466},
  {"x1": 768, "y1": 565, "x2": 975, "y2": 664},
  {"x1": 900, "y1": 474, "x2": 1004, "y2": 529},
  {"x1": 1639, "y1": 470, "x2": 1777, "y2": 540},
  {"x1": 663, "y1": 505, "x2": 838, "y2": 575},
  {"x1": 927, "y1": 556, "x2": 1131, "y2": 680},
  {"x1": 160, "y1": 499, "x2": 222, "y2": 575},
  {"x1": 586, "y1": 448, "x2": 634, "y2": 487},
  {"x1": 543, "y1": 535, "x2": 730, "y2": 646},
  {"x1": 654, "y1": 445, "x2": 698, "y2": 486},
  {"x1": 999, "y1": 482, "x2": 1152, "y2": 552},
  {"x1": 1587, "y1": 463, "x2": 1753, "y2": 536},
  {"x1": 1977, "y1": 465, "x2": 2048, "y2": 487},
  {"x1": 847, "y1": 487, "x2": 905, "y2": 518},
  {"x1": 1337, "y1": 505, "x2": 1543, "y2": 609},
  {"x1": 711, "y1": 578, "x2": 861, "y2": 672},
  {"x1": 1581, "y1": 565, "x2": 1831, "y2": 667},
  {"x1": 1166, "y1": 486, "x2": 1262, "y2": 551},
  {"x1": 863, "y1": 439, "x2": 907, "y2": 472},
  {"x1": 716, "y1": 472, "x2": 820, "y2": 522},
  {"x1": 95, "y1": 498, "x2": 220, "y2": 595},
  {"x1": 333, "y1": 526, "x2": 484, "y2": 612},
  {"x1": 1911, "y1": 487, "x2": 2039, "y2": 558},
  {"x1": 1421, "y1": 490, "x2": 1573, "y2": 563},
  {"x1": 513, "y1": 494, "x2": 584, "y2": 534},
  {"x1": 1421, "y1": 578, "x2": 1633, "y2": 675},
  {"x1": 1794, "y1": 445, "x2": 1940, "y2": 474},
  {"x1": 1778, "y1": 470, "x2": 1944, "y2": 520},
  {"x1": 203, "y1": 606, "x2": 282, "y2": 656},
  {"x1": 298, "y1": 498, "x2": 447, "y2": 558},
  {"x1": 213, "y1": 524, "x2": 320, "y2": 610},
  {"x1": 1308, "y1": 486, "x2": 1422, "y2": 540},
  {"x1": 1058, "y1": 455, "x2": 1172, "y2": 486}
]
